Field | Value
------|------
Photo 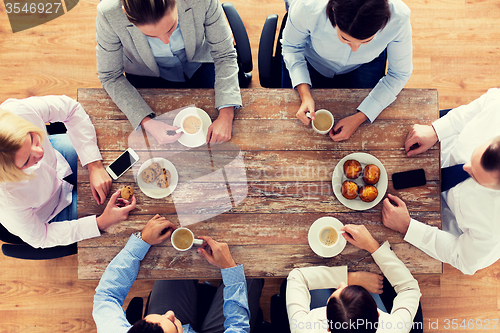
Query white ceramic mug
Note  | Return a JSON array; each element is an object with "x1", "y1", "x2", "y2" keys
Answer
[
  {"x1": 177, "y1": 113, "x2": 203, "y2": 136},
  {"x1": 310, "y1": 109, "x2": 334, "y2": 135},
  {"x1": 317, "y1": 225, "x2": 340, "y2": 248},
  {"x1": 171, "y1": 227, "x2": 204, "y2": 251}
]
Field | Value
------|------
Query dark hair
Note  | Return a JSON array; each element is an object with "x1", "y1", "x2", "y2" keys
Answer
[
  {"x1": 121, "y1": 0, "x2": 176, "y2": 26},
  {"x1": 481, "y1": 136, "x2": 500, "y2": 185},
  {"x1": 326, "y1": 0, "x2": 391, "y2": 40},
  {"x1": 326, "y1": 285, "x2": 378, "y2": 332},
  {"x1": 128, "y1": 319, "x2": 164, "y2": 333}
]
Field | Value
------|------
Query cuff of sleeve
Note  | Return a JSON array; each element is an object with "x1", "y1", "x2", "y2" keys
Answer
[
  {"x1": 81, "y1": 215, "x2": 101, "y2": 239},
  {"x1": 221, "y1": 264, "x2": 245, "y2": 285},
  {"x1": 432, "y1": 116, "x2": 452, "y2": 142},
  {"x1": 126, "y1": 234, "x2": 151, "y2": 260},
  {"x1": 403, "y1": 219, "x2": 427, "y2": 247},
  {"x1": 357, "y1": 96, "x2": 384, "y2": 123},
  {"x1": 371, "y1": 241, "x2": 391, "y2": 260},
  {"x1": 217, "y1": 104, "x2": 241, "y2": 111}
]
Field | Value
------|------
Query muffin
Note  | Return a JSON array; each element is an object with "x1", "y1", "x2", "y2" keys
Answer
[
  {"x1": 358, "y1": 185, "x2": 378, "y2": 202},
  {"x1": 341, "y1": 180, "x2": 359, "y2": 200},
  {"x1": 363, "y1": 164, "x2": 380, "y2": 185},
  {"x1": 343, "y1": 160, "x2": 362, "y2": 179}
]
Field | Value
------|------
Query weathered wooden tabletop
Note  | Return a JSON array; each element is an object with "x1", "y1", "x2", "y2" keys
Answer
[{"x1": 77, "y1": 88, "x2": 442, "y2": 280}]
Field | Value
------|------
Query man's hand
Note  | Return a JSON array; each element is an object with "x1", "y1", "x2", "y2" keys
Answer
[
  {"x1": 96, "y1": 189, "x2": 136, "y2": 230},
  {"x1": 382, "y1": 193, "x2": 411, "y2": 235},
  {"x1": 87, "y1": 160, "x2": 112, "y2": 205},
  {"x1": 197, "y1": 236, "x2": 236, "y2": 269},
  {"x1": 348, "y1": 271, "x2": 384, "y2": 294},
  {"x1": 296, "y1": 83, "x2": 315, "y2": 125},
  {"x1": 405, "y1": 124, "x2": 439, "y2": 157},
  {"x1": 341, "y1": 224, "x2": 380, "y2": 254},
  {"x1": 329, "y1": 112, "x2": 367, "y2": 142},
  {"x1": 142, "y1": 117, "x2": 182, "y2": 145},
  {"x1": 206, "y1": 107, "x2": 234, "y2": 143},
  {"x1": 140, "y1": 214, "x2": 176, "y2": 245}
]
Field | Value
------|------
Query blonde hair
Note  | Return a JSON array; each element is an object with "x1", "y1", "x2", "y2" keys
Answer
[{"x1": 0, "y1": 108, "x2": 46, "y2": 183}]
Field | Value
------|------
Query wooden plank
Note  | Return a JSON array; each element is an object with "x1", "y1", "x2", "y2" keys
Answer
[
  {"x1": 78, "y1": 212, "x2": 441, "y2": 248},
  {"x1": 78, "y1": 242, "x2": 442, "y2": 280}
]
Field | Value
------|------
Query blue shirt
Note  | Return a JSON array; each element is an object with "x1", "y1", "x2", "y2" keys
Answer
[
  {"x1": 282, "y1": 0, "x2": 413, "y2": 122},
  {"x1": 147, "y1": 24, "x2": 201, "y2": 82},
  {"x1": 93, "y1": 235, "x2": 250, "y2": 333}
]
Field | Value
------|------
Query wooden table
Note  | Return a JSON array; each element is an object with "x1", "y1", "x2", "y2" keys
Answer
[{"x1": 77, "y1": 88, "x2": 442, "y2": 280}]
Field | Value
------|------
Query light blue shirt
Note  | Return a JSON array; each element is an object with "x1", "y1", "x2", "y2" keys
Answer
[
  {"x1": 93, "y1": 235, "x2": 250, "y2": 333},
  {"x1": 147, "y1": 23, "x2": 201, "y2": 82},
  {"x1": 282, "y1": 0, "x2": 413, "y2": 122}
]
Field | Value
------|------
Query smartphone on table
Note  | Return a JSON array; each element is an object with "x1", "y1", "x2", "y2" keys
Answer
[
  {"x1": 392, "y1": 168, "x2": 426, "y2": 190},
  {"x1": 106, "y1": 148, "x2": 140, "y2": 180}
]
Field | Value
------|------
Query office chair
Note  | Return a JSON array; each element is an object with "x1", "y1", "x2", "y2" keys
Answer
[
  {"x1": 258, "y1": 13, "x2": 287, "y2": 88},
  {"x1": 222, "y1": 2, "x2": 253, "y2": 88}
]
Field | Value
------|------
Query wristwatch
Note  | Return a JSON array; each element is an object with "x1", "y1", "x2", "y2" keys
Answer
[{"x1": 134, "y1": 231, "x2": 142, "y2": 240}]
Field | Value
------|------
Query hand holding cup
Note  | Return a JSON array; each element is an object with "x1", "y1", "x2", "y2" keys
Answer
[{"x1": 341, "y1": 224, "x2": 380, "y2": 254}]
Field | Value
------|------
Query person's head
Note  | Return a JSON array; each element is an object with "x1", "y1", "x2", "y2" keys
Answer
[
  {"x1": 0, "y1": 108, "x2": 45, "y2": 183},
  {"x1": 128, "y1": 310, "x2": 183, "y2": 333},
  {"x1": 122, "y1": 0, "x2": 177, "y2": 44},
  {"x1": 325, "y1": 282, "x2": 378, "y2": 332},
  {"x1": 326, "y1": 0, "x2": 391, "y2": 52},
  {"x1": 463, "y1": 136, "x2": 500, "y2": 190}
]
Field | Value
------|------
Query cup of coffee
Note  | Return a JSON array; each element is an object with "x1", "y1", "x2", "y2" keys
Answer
[
  {"x1": 311, "y1": 109, "x2": 334, "y2": 135},
  {"x1": 318, "y1": 225, "x2": 340, "y2": 248},
  {"x1": 179, "y1": 113, "x2": 203, "y2": 136},
  {"x1": 171, "y1": 227, "x2": 203, "y2": 251}
]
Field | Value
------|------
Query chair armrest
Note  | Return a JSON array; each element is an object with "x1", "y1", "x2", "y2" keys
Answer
[
  {"x1": 258, "y1": 14, "x2": 279, "y2": 88},
  {"x1": 222, "y1": 2, "x2": 253, "y2": 73}
]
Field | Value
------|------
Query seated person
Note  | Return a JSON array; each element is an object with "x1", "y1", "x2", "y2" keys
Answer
[
  {"x1": 0, "y1": 95, "x2": 136, "y2": 248},
  {"x1": 93, "y1": 214, "x2": 264, "y2": 333},
  {"x1": 96, "y1": 0, "x2": 242, "y2": 144},
  {"x1": 281, "y1": 0, "x2": 412, "y2": 141},
  {"x1": 382, "y1": 88, "x2": 500, "y2": 275},
  {"x1": 286, "y1": 224, "x2": 421, "y2": 333}
]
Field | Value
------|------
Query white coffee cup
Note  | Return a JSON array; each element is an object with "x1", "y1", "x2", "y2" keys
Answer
[
  {"x1": 171, "y1": 227, "x2": 204, "y2": 251},
  {"x1": 177, "y1": 113, "x2": 203, "y2": 136},
  {"x1": 310, "y1": 109, "x2": 334, "y2": 135},
  {"x1": 317, "y1": 225, "x2": 340, "y2": 248}
]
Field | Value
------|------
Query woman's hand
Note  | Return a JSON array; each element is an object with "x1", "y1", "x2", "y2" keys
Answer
[
  {"x1": 341, "y1": 224, "x2": 380, "y2": 254},
  {"x1": 206, "y1": 107, "x2": 234, "y2": 143},
  {"x1": 96, "y1": 189, "x2": 137, "y2": 230},
  {"x1": 87, "y1": 160, "x2": 112, "y2": 205},
  {"x1": 348, "y1": 271, "x2": 384, "y2": 294},
  {"x1": 142, "y1": 117, "x2": 182, "y2": 145},
  {"x1": 296, "y1": 84, "x2": 315, "y2": 125}
]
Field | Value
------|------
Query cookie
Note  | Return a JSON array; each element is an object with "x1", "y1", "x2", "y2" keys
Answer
[
  {"x1": 156, "y1": 174, "x2": 169, "y2": 188},
  {"x1": 141, "y1": 167, "x2": 156, "y2": 183},
  {"x1": 149, "y1": 162, "x2": 162, "y2": 177},
  {"x1": 162, "y1": 168, "x2": 171, "y2": 183},
  {"x1": 120, "y1": 186, "x2": 134, "y2": 200}
]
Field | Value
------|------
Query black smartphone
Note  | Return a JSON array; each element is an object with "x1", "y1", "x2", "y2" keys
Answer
[
  {"x1": 392, "y1": 169, "x2": 426, "y2": 190},
  {"x1": 105, "y1": 148, "x2": 140, "y2": 180}
]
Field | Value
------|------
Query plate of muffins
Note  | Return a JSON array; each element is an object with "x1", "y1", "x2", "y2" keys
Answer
[
  {"x1": 137, "y1": 157, "x2": 178, "y2": 199},
  {"x1": 331, "y1": 152, "x2": 388, "y2": 210}
]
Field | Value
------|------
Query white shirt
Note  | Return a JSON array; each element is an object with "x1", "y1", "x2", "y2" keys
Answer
[
  {"x1": 0, "y1": 96, "x2": 102, "y2": 248},
  {"x1": 405, "y1": 88, "x2": 500, "y2": 275},
  {"x1": 286, "y1": 242, "x2": 421, "y2": 333},
  {"x1": 282, "y1": 0, "x2": 413, "y2": 122}
]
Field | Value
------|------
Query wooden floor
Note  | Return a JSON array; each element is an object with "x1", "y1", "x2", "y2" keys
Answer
[{"x1": 1, "y1": 0, "x2": 500, "y2": 332}]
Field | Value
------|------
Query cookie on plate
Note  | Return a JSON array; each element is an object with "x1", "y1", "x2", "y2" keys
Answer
[
  {"x1": 141, "y1": 167, "x2": 156, "y2": 183},
  {"x1": 156, "y1": 174, "x2": 169, "y2": 189},
  {"x1": 120, "y1": 186, "x2": 134, "y2": 200},
  {"x1": 149, "y1": 162, "x2": 162, "y2": 177}
]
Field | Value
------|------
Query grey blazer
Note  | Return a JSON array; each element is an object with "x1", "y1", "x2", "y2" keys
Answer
[{"x1": 96, "y1": 0, "x2": 242, "y2": 129}]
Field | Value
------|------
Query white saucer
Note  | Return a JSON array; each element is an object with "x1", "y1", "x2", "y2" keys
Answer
[
  {"x1": 137, "y1": 157, "x2": 178, "y2": 199},
  {"x1": 173, "y1": 107, "x2": 212, "y2": 148},
  {"x1": 308, "y1": 217, "x2": 347, "y2": 258},
  {"x1": 332, "y1": 152, "x2": 388, "y2": 211}
]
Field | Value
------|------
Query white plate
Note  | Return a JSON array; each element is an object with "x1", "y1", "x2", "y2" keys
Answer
[
  {"x1": 137, "y1": 158, "x2": 178, "y2": 199},
  {"x1": 332, "y1": 152, "x2": 388, "y2": 211},
  {"x1": 308, "y1": 217, "x2": 347, "y2": 258},
  {"x1": 173, "y1": 107, "x2": 212, "y2": 148}
]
